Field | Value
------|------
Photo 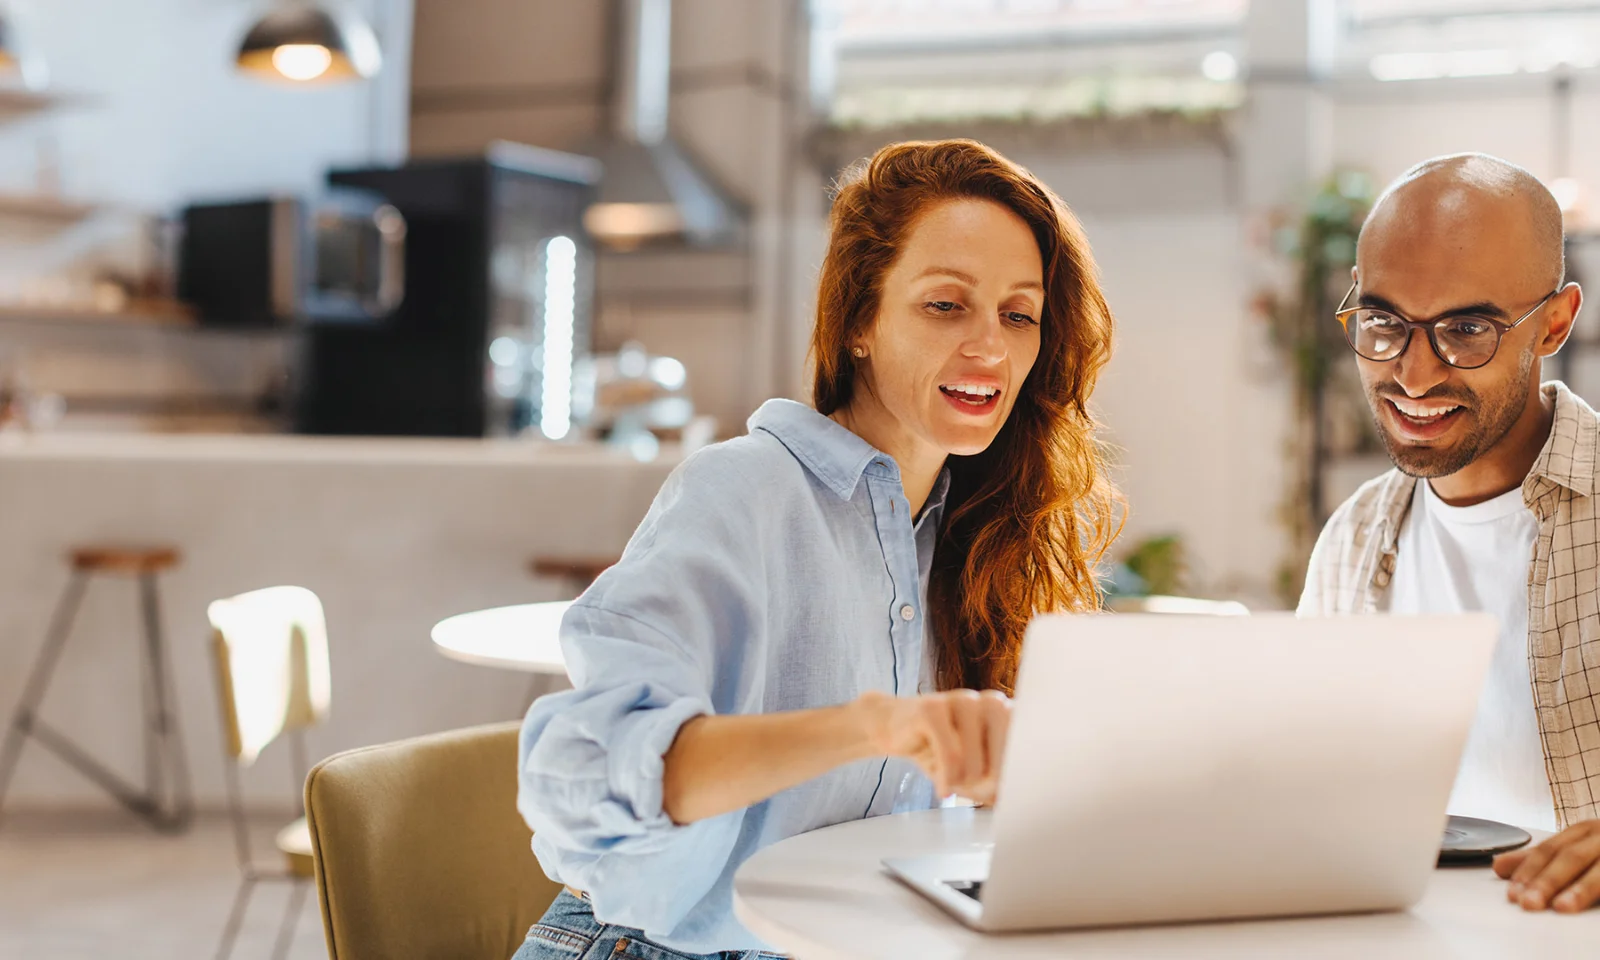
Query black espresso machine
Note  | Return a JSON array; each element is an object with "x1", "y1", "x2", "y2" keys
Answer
[
  {"x1": 181, "y1": 142, "x2": 600, "y2": 436},
  {"x1": 307, "y1": 143, "x2": 599, "y2": 436}
]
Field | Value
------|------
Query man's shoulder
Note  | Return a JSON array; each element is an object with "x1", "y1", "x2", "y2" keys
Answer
[
  {"x1": 1299, "y1": 467, "x2": 1412, "y2": 615},
  {"x1": 1323, "y1": 468, "x2": 1410, "y2": 538},
  {"x1": 1539, "y1": 381, "x2": 1600, "y2": 496}
]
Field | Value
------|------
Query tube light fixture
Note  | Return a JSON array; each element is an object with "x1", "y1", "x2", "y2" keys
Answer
[{"x1": 540, "y1": 236, "x2": 578, "y2": 441}]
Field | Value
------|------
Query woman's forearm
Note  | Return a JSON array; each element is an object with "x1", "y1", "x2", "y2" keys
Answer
[{"x1": 661, "y1": 702, "x2": 874, "y2": 825}]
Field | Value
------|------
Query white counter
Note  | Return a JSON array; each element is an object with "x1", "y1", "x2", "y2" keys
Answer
[
  {"x1": 0, "y1": 431, "x2": 683, "y2": 466},
  {"x1": 0, "y1": 433, "x2": 678, "y2": 808}
]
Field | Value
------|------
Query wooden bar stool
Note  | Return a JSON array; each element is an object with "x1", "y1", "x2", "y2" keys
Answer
[
  {"x1": 0, "y1": 545, "x2": 193, "y2": 832},
  {"x1": 527, "y1": 557, "x2": 616, "y2": 596}
]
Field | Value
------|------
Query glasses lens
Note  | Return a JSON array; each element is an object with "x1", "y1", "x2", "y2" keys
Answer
[
  {"x1": 1348, "y1": 310, "x2": 1408, "y2": 360},
  {"x1": 1434, "y1": 316, "x2": 1500, "y2": 368}
]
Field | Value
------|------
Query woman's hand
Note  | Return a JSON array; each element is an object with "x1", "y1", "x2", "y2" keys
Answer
[
  {"x1": 853, "y1": 689, "x2": 1012, "y2": 804},
  {"x1": 661, "y1": 689, "x2": 1011, "y2": 825}
]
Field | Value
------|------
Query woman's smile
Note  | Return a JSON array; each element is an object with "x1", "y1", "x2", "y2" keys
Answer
[{"x1": 938, "y1": 377, "x2": 1003, "y2": 414}]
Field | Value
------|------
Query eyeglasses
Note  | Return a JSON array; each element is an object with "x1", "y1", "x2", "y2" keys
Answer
[{"x1": 1333, "y1": 283, "x2": 1559, "y2": 370}]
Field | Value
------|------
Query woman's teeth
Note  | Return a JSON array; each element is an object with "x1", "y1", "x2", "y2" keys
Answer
[{"x1": 941, "y1": 384, "x2": 998, "y2": 398}]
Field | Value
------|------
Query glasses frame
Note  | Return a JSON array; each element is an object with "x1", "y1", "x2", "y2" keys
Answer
[{"x1": 1333, "y1": 282, "x2": 1559, "y2": 371}]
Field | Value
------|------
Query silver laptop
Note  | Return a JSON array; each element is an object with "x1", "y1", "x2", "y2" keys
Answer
[{"x1": 884, "y1": 612, "x2": 1496, "y2": 932}]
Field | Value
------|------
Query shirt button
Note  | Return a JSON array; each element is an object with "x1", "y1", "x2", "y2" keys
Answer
[{"x1": 900, "y1": 604, "x2": 915, "y2": 621}]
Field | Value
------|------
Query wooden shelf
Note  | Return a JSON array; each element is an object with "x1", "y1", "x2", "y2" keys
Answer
[
  {"x1": 0, "y1": 299, "x2": 196, "y2": 328},
  {"x1": 0, "y1": 192, "x2": 97, "y2": 223},
  {"x1": 0, "y1": 88, "x2": 72, "y2": 126}
]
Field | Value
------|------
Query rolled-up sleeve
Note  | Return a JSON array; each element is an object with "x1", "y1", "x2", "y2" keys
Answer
[{"x1": 516, "y1": 452, "x2": 763, "y2": 937}]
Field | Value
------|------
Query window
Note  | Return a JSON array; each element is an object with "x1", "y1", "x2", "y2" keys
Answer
[
  {"x1": 823, "y1": 0, "x2": 1247, "y2": 46},
  {"x1": 813, "y1": 0, "x2": 1249, "y2": 128},
  {"x1": 1338, "y1": 1, "x2": 1600, "y2": 80}
]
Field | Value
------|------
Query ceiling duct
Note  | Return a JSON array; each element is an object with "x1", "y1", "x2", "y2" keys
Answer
[{"x1": 582, "y1": 0, "x2": 744, "y2": 251}]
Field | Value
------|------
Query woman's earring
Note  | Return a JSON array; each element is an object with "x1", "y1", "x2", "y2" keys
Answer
[{"x1": 851, "y1": 346, "x2": 867, "y2": 358}]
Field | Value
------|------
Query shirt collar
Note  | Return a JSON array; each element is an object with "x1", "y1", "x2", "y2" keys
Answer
[
  {"x1": 920, "y1": 466, "x2": 952, "y2": 526},
  {"x1": 748, "y1": 399, "x2": 883, "y2": 499},
  {"x1": 1527, "y1": 381, "x2": 1599, "y2": 499}
]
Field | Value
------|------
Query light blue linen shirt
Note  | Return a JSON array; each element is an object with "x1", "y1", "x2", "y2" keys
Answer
[{"x1": 517, "y1": 398, "x2": 949, "y2": 953}]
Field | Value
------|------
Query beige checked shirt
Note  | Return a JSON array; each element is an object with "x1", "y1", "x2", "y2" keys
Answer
[{"x1": 1299, "y1": 381, "x2": 1600, "y2": 829}]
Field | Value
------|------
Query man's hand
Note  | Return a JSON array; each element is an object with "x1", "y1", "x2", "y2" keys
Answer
[
  {"x1": 1493, "y1": 820, "x2": 1600, "y2": 912},
  {"x1": 854, "y1": 689, "x2": 1012, "y2": 805}
]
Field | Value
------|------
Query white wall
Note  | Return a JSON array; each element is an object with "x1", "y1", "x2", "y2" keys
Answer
[
  {"x1": 1015, "y1": 143, "x2": 1285, "y2": 606},
  {"x1": 1331, "y1": 79, "x2": 1600, "y2": 196},
  {"x1": 0, "y1": 0, "x2": 413, "y2": 209}
]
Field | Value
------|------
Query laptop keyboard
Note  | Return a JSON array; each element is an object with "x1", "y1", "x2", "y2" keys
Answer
[{"x1": 945, "y1": 880, "x2": 983, "y2": 901}]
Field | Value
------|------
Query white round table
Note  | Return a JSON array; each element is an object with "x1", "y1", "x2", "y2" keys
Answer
[
  {"x1": 431, "y1": 601, "x2": 571, "y2": 676},
  {"x1": 732, "y1": 807, "x2": 1600, "y2": 959}
]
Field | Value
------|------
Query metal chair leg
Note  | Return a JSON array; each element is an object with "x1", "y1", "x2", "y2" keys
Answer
[
  {"x1": 271, "y1": 881, "x2": 308, "y2": 960},
  {"x1": 213, "y1": 874, "x2": 257, "y2": 960},
  {"x1": 0, "y1": 571, "x2": 88, "y2": 824}
]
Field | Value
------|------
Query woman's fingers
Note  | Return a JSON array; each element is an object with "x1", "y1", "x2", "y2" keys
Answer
[
  {"x1": 948, "y1": 690, "x2": 987, "y2": 797},
  {"x1": 929, "y1": 690, "x2": 1012, "y2": 804},
  {"x1": 865, "y1": 689, "x2": 1013, "y2": 801},
  {"x1": 978, "y1": 690, "x2": 1012, "y2": 799},
  {"x1": 924, "y1": 695, "x2": 965, "y2": 795}
]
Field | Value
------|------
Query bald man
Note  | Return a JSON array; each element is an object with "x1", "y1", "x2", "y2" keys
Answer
[{"x1": 1299, "y1": 153, "x2": 1600, "y2": 913}]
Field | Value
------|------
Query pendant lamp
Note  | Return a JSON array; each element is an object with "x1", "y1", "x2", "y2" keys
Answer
[
  {"x1": 0, "y1": 10, "x2": 46, "y2": 89},
  {"x1": 236, "y1": 2, "x2": 381, "y2": 83}
]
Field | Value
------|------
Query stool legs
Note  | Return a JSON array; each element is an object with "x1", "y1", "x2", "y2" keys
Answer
[
  {"x1": 0, "y1": 569, "x2": 193, "y2": 832},
  {"x1": 136, "y1": 570, "x2": 193, "y2": 830},
  {"x1": 0, "y1": 571, "x2": 89, "y2": 820}
]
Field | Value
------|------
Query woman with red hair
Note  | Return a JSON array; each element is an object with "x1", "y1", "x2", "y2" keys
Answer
[{"x1": 514, "y1": 139, "x2": 1121, "y2": 960}]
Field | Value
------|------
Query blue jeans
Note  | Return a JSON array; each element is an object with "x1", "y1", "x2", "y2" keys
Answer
[{"x1": 511, "y1": 890, "x2": 788, "y2": 960}]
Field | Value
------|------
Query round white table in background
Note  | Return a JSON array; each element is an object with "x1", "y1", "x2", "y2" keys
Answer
[
  {"x1": 732, "y1": 807, "x2": 1600, "y2": 959},
  {"x1": 431, "y1": 601, "x2": 571, "y2": 676}
]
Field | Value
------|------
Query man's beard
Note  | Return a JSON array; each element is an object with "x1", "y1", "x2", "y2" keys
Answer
[{"x1": 1366, "y1": 349, "x2": 1534, "y2": 479}]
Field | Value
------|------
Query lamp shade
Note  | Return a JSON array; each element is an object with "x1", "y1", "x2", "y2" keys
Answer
[
  {"x1": 0, "y1": 11, "x2": 46, "y2": 89},
  {"x1": 236, "y1": 3, "x2": 381, "y2": 83},
  {"x1": 0, "y1": 15, "x2": 16, "y2": 71}
]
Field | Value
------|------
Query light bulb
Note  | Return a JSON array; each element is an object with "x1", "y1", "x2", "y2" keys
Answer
[{"x1": 272, "y1": 44, "x2": 333, "y2": 81}]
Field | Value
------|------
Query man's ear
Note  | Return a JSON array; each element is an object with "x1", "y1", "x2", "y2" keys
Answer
[
  {"x1": 1539, "y1": 282, "x2": 1584, "y2": 358},
  {"x1": 1350, "y1": 264, "x2": 1359, "y2": 285}
]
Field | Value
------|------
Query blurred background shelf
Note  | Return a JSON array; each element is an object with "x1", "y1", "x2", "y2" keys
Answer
[
  {"x1": 0, "y1": 299, "x2": 195, "y2": 328},
  {"x1": 0, "y1": 192, "x2": 98, "y2": 224},
  {"x1": 0, "y1": 88, "x2": 67, "y2": 126}
]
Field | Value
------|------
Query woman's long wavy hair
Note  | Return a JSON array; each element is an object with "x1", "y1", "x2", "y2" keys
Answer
[{"x1": 811, "y1": 139, "x2": 1122, "y2": 695}]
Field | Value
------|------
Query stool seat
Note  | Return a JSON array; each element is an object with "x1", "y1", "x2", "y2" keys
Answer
[
  {"x1": 70, "y1": 545, "x2": 181, "y2": 575},
  {"x1": 528, "y1": 557, "x2": 616, "y2": 587}
]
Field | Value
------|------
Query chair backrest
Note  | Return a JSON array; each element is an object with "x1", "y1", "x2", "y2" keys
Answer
[
  {"x1": 208, "y1": 585, "x2": 331, "y2": 765},
  {"x1": 304, "y1": 721, "x2": 563, "y2": 960}
]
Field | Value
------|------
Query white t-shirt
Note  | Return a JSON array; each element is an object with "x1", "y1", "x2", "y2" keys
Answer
[{"x1": 1385, "y1": 480, "x2": 1556, "y2": 832}]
